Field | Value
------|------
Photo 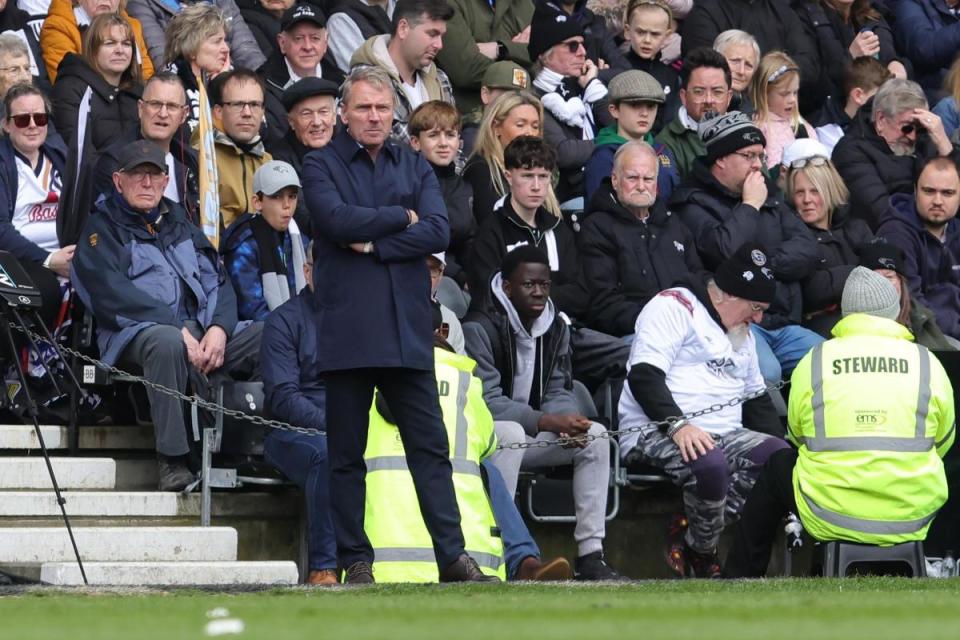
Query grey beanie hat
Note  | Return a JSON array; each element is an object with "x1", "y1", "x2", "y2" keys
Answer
[{"x1": 841, "y1": 267, "x2": 901, "y2": 320}]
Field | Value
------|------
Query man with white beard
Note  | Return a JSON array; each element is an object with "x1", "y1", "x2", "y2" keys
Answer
[{"x1": 617, "y1": 243, "x2": 789, "y2": 579}]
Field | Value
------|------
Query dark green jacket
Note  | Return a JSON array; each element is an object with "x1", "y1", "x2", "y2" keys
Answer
[{"x1": 655, "y1": 117, "x2": 705, "y2": 178}]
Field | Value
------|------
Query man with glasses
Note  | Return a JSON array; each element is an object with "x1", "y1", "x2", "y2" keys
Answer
[
  {"x1": 528, "y1": 5, "x2": 610, "y2": 202},
  {"x1": 209, "y1": 68, "x2": 273, "y2": 229},
  {"x1": 0, "y1": 34, "x2": 35, "y2": 111},
  {"x1": 618, "y1": 243, "x2": 789, "y2": 578},
  {"x1": 676, "y1": 111, "x2": 822, "y2": 384},
  {"x1": 833, "y1": 78, "x2": 955, "y2": 229},
  {"x1": 655, "y1": 47, "x2": 732, "y2": 177},
  {"x1": 93, "y1": 72, "x2": 199, "y2": 221},
  {"x1": 72, "y1": 140, "x2": 263, "y2": 492}
]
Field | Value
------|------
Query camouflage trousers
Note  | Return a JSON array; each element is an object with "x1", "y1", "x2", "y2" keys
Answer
[{"x1": 625, "y1": 427, "x2": 789, "y2": 553}]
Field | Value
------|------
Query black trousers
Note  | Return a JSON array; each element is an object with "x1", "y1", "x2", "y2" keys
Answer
[
  {"x1": 723, "y1": 447, "x2": 799, "y2": 578},
  {"x1": 325, "y1": 366, "x2": 465, "y2": 569}
]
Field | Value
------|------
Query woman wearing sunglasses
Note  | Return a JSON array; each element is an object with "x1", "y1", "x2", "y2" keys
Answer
[
  {"x1": 0, "y1": 83, "x2": 74, "y2": 327},
  {"x1": 783, "y1": 139, "x2": 874, "y2": 338}
]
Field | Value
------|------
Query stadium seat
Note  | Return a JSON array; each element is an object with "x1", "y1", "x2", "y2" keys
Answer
[{"x1": 815, "y1": 540, "x2": 927, "y2": 577}]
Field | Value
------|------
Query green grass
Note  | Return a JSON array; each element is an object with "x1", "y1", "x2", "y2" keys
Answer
[{"x1": 2, "y1": 579, "x2": 959, "y2": 640}]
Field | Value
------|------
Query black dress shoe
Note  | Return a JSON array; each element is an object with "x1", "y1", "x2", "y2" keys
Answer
[
  {"x1": 574, "y1": 551, "x2": 631, "y2": 582},
  {"x1": 157, "y1": 455, "x2": 195, "y2": 492},
  {"x1": 343, "y1": 561, "x2": 375, "y2": 584},
  {"x1": 439, "y1": 554, "x2": 501, "y2": 582}
]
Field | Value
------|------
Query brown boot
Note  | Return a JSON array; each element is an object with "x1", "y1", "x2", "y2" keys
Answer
[
  {"x1": 307, "y1": 569, "x2": 339, "y2": 586},
  {"x1": 515, "y1": 556, "x2": 572, "y2": 581},
  {"x1": 439, "y1": 554, "x2": 501, "y2": 582}
]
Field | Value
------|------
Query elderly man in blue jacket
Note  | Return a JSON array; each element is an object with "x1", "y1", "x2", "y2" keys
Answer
[
  {"x1": 72, "y1": 140, "x2": 263, "y2": 492},
  {"x1": 303, "y1": 65, "x2": 495, "y2": 584}
]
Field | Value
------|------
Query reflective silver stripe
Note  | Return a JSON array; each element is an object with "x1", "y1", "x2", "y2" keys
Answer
[
  {"x1": 454, "y1": 370, "x2": 470, "y2": 460},
  {"x1": 801, "y1": 436, "x2": 934, "y2": 452},
  {"x1": 810, "y1": 344, "x2": 826, "y2": 440},
  {"x1": 367, "y1": 455, "x2": 480, "y2": 476},
  {"x1": 805, "y1": 343, "x2": 935, "y2": 452},
  {"x1": 801, "y1": 490, "x2": 936, "y2": 535},
  {"x1": 374, "y1": 548, "x2": 503, "y2": 570},
  {"x1": 936, "y1": 423, "x2": 956, "y2": 449},
  {"x1": 915, "y1": 345, "x2": 931, "y2": 439}
]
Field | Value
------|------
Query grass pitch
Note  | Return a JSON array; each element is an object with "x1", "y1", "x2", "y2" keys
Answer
[{"x1": 2, "y1": 578, "x2": 958, "y2": 640}]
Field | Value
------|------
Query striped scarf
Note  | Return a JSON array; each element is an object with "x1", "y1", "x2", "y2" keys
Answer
[{"x1": 196, "y1": 73, "x2": 221, "y2": 248}]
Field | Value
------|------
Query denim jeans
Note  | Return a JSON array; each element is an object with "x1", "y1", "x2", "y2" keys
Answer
[
  {"x1": 483, "y1": 460, "x2": 539, "y2": 579},
  {"x1": 751, "y1": 324, "x2": 825, "y2": 383}
]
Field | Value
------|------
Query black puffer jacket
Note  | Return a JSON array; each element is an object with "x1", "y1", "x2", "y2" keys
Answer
[
  {"x1": 51, "y1": 53, "x2": 142, "y2": 154},
  {"x1": 793, "y1": 0, "x2": 902, "y2": 105},
  {"x1": 673, "y1": 159, "x2": 820, "y2": 329},
  {"x1": 832, "y1": 98, "x2": 942, "y2": 229},
  {"x1": 579, "y1": 180, "x2": 704, "y2": 336},
  {"x1": 680, "y1": 0, "x2": 820, "y2": 113},
  {"x1": 799, "y1": 205, "x2": 875, "y2": 337},
  {"x1": 468, "y1": 197, "x2": 591, "y2": 319},
  {"x1": 237, "y1": 0, "x2": 284, "y2": 59},
  {"x1": 433, "y1": 162, "x2": 476, "y2": 288}
]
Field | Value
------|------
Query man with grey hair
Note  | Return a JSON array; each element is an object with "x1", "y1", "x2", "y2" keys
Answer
[
  {"x1": 724, "y1": 266, "x2": 954, "y2": 577},
  {"x1": 833, "y1": 78, "x2": 955, "y2": 229},
  {"x1": 302, "y1": 65, "x2": 496, "y2": 585},
  {"x1": 712, "y1": 29, "x2": 758, "y2": 113},
  {"x1": 580, "y1": 140, "x2": 703, "y2": 337}
]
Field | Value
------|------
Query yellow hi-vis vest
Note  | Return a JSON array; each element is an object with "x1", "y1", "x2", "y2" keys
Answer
[
  {"x1": 788, "y1": 313, "x2": 955, "y2": 545},
  {"x1": 363, "y1": 348, "x2": 505, "y2": 582}
]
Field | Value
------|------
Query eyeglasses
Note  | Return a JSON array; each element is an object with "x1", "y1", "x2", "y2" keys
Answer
[
  {"x1": 686, "y1": 87, "x2": 730, "y2": 102},
  {"x1": 142, "y1": 99, "x2": 186, "y2": 113},
  {"x1": 7, "y1": 112, "x2": 47, "y2": 128},
  {"x1": 788, "y1": 155, "x2": 829, "y2": 170},
  {"x1": 222, "y1": 100, "x2": 264, "y2": 113},
  {"x1": 0, "y1": 65, "x2": 31, "y2": 76},
  {"x1": 749, "y1": 302, "x2": 767, "y2": 313},
  {"x1": 123, "y1": 168, "x2": 166, "y2": 182},
  {"x1": 560, "y1": 39, "x2": 585, "y2": 53},
  {"x1": 733, "y1": 150, "x2": 767, "y2": 164},
  {"x1": 900, "y1": 123, "x2": 926, "y2": 136}
]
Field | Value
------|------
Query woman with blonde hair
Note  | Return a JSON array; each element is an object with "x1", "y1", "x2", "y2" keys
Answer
[
  {"x1": 933, "y1": 56, "x2": 960, "y2": 139},
  {"x1": 750, "y1": 50, "x2": 817, "y2": 171},
  {"x1": 462, "y1": 91, "x2": 556, "y2": 226},
  {"x1": 782, "y1": 139, "x2": 873, "y2": 337}
]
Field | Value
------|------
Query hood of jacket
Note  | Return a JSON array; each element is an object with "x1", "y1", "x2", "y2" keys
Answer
[
  {"x1": 594, "y1": 125, "x2": 627, "y2": 147},
  {"x1": 886, "y1": 191, "x2": 960, "y2": 235},
  {"x1": 351, "y1": 33, "x2": 443, "y2": 84},
  {"x1": 831, "y1": 311, "x2": 915, "y2": 341},
  {"x1": 494, "y1": 195, "x2": 563, "y2": 234}
]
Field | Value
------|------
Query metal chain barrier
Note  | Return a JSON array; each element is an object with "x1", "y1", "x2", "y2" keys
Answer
[{"x1": 11, "y1": 321, "x2": 785, "y2": 451}]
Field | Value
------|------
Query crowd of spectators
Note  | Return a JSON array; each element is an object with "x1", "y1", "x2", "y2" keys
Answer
[{"x1": 1, "y1": 0, "x2": 959, "y2": 582}]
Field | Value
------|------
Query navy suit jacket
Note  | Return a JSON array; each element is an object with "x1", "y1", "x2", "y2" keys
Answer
[{"x1": 303, "y1": 129, "x2": 450, "y2": 371}]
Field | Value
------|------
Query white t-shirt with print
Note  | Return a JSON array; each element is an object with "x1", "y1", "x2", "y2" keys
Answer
[
  {"x1": 13, "y1": 153, "x2": 61, "y2": 252},
  {"x1": 618, "y1": 286, "x2": 766, "y2": 452}
]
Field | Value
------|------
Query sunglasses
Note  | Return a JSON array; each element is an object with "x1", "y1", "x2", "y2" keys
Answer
[
  {"x1": 8, "y1": 112, "x2": 48, "y2": 128},
  {"x1": 561, "y1": 39, "x2": 585, "y2": 53},
  {"x1": 788, "y1": 155, "x2": 829, "y2": 170},
  {"x1": 900, "y1": 123, "x2": 926, "y2": 136}
]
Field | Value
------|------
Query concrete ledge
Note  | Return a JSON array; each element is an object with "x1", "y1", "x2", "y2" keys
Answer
[
  {"x1": 40, "y1": 561, "x2": 300, "y2": 586},
  {"x1": 0, "y1": 424, "x2": 154, "y2": 450},
  {"x1": 0, "y1": 526, "x2": 238, "y2": 563},
  {"x1": 0, "y1": 457, "x2": 115, "y2": 489},
  {"x1": 0, "y1": 492, "x2": 187, "y2": 517}
]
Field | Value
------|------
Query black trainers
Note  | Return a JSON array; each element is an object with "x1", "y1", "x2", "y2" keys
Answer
[
  {"x1": 343, "y1": 561, "x2": 375, "y2": 584},
  {"x1": 157, "y1": 455, "x2": 194, "y2": 492},
  {"x1": 439, "y1": 554, "x2": 501, "y2": 582},
  {"x1": 574, "y1": 551, "x2": 631, "y2": 581},
  {"x1": 684, "y1": 545, "x2": 722, "y2": 579}
]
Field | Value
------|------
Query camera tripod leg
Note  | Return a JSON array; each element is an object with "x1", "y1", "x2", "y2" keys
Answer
[{"x1": 0, "y1": 315, "x2": 88, "y2": 585}]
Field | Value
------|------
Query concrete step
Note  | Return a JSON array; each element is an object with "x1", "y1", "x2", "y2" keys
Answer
[
  {"x1": 0, "y1": 491, "x2": 190, "y2": 517},
  {"x1": 0, "y1": 526, "x2": 237, "y2": 563},
  {"x1": 0, "y1": 457, "x2": 115, "y2": 489},
  {"x1": 40, "y1": 561, "x2": 300, "y2": 586},
  {"x1": 0, "y1": 424, "x2": 154, "y2": 451}
]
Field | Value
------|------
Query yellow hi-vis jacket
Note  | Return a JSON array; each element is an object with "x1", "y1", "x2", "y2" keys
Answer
[
  {"x1": 788, "y1": 313, "x2": 955, "y2": 545},
  {"x1": 363, "y1": 348, "x2": 505, "y2": 582}
]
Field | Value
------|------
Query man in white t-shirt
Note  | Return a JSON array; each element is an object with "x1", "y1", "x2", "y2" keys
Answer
[{"x1": 619, "y1": 242, "x2": 788, "y2": 578}]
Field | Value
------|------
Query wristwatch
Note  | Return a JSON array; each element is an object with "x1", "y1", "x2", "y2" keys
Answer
[{"x1": 496, "y1": 41, "x2": 508, "y2": 61}]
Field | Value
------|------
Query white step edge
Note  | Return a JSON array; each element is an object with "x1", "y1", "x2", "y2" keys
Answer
[
  {"x1": 40, "y1": 561, "x2": 300, "y2": 586},
  {"x1": 0, "y1": 526, "x2": 237, "y2": 563},
  {"x1": 0, "y1": 424, "x2": 154, "y2": 450},
  {"x1": 0, "y1": 457, "x2": 115, "y2": 489},
  {"x1": 0, "y1": 491, "x2": 191, "y2": 517}
]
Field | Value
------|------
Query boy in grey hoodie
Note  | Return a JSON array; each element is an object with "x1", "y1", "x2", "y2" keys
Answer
[{"x1": 463, "y1": 245, "x2": 627, "y2": 581}]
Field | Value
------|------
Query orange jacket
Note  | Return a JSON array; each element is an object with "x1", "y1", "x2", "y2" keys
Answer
[{"x1": 40, "y1": 0, "x2": 155, "y2": 83}]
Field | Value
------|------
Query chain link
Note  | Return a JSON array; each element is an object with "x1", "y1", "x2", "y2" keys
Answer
[{"x1": 11, "y1": 321, "x2": 784, "y2": 451}]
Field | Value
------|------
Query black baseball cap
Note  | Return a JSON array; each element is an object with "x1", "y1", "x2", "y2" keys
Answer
[
  {"x1": 117, "y1": 140, "x2": 168, "y2": 173},
  {"x1": 281, "y1": 3, "x2": 326, "y2": 31},
  {"x1": 282, "y1": 77, "x2": 339, "y2": 111}
]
